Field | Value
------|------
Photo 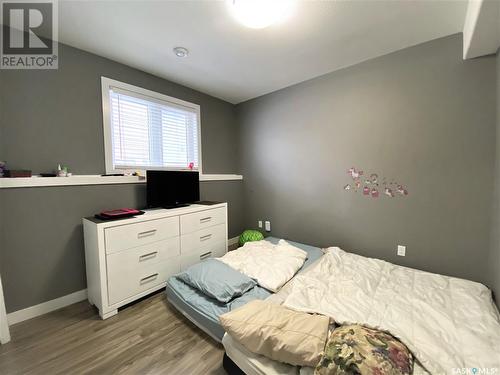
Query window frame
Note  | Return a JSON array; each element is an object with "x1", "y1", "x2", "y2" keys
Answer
[{"x1": 101, "y1": 76, "x2": 202, "y2": 174}]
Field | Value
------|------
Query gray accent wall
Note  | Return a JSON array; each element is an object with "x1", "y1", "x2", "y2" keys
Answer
[
  {"x1": 236, "y1": 34, "x2": 497, "y2": 287},
  {"x1": 0, "y1": 43, "x2": 243, "y2": 313},
  {"x1": 489, "y1": 49, "x2": 500, "y2": 306}
]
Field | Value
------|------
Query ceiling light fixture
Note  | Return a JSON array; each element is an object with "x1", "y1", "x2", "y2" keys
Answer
[
  {"x1": 227, "y1": 0, "x2": 296, "y2": 29},
  {"x1": 173, "y1": 47, "x2": 189, "y2": 58}
]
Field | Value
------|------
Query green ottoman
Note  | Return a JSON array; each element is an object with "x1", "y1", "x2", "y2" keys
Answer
[{"x1": 238, "y1": 229, "x2": 264, "y2": 246}]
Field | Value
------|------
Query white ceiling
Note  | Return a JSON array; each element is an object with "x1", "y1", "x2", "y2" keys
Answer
[{"x1": 58, "y1": 0, "x2": 468, "y2": 104}]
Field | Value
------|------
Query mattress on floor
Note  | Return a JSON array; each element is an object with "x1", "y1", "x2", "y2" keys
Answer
[
  {"x1": 165, "y1": 237, "x2": 323, "y2": 341},
  {"x1": 222, "y1": 244, "x2": 430, "y2": 375},
  {"x1": 166, "y1": 276, "x2": 270, "y2": 341},
  {"x1": 222, "y1": 330, "x2": 429, "y2": 375}
]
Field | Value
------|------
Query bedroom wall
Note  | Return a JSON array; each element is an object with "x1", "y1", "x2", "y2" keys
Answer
[
  {"x1": 236, "y1": 34, "x2": 497, "y2": 287},
  {"x1": 0, "y1": 43, "x2": 243, "y2": 313},
  {"x1": 489, "y1": 49, "x2": 500, "y2": 306}
]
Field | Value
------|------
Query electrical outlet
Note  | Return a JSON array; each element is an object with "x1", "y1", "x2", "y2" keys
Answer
[
  {"x1": 265, "y1": 221, "x2": 271, "y2": 232},
  {"x1": 397, "y1": 245, "x2": 406, "y2": 257},
  {"x1": 258, "y1": 220, "x2": 262, "y2": 228}
]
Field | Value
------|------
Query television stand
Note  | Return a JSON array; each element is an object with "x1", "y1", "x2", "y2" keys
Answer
[{"x1": 83, "y1": 202, "x2": 228, "y2": 319}]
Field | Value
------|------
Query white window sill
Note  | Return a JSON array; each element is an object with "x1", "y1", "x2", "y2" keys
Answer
[{"x1": 0, "y1": 174, "x2": 243, "y2": 189}]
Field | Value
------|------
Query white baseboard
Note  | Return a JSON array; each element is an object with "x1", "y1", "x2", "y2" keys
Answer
[
  {"x1": 228, "y1": 236, "x2": 239, "y2": 246},
  {"x1": 7, "y1": 289, "x2": 87, "y2": 326}
]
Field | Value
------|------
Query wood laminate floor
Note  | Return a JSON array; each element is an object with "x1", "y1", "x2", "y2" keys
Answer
[{"x1": 0, "y1": 291, "x2": 226, "y2": 375}]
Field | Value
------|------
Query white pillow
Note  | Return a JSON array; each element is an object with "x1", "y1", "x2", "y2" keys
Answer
[{"x1": 220, "y1": 300, "x2": 329, "y2": 367}]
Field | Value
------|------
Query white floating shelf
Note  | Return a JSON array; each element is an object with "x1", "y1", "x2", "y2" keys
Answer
[
  {"x1": 199, "y1": 174, "x2": 243, "y2": 181},
  {"x1": 0, "y1": 174, "x2": 243, "y2": 189},
  {"x1": 0, "y1": 175, "x2": 144, "y2": 188}
]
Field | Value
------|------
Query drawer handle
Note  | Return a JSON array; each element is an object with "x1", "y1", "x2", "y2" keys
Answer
[
  {"x1": 140, "y1": 273, "x2": 159, "y2": 285},
  {"x1": 200, "y1": 234, "x2": 212, "y2": 242},
  {"x1": 139, "y1": 251, "x2": 158, "y2": 261},
  {"x1": 200, "y1": 217, "x2": 212, "y2": 223},
  {"x1": 200, "y1": 251, "x2": 212, "y2": 260},
  {"x1": 137, "y1": 229, "x2": 157, "y2": 238}
]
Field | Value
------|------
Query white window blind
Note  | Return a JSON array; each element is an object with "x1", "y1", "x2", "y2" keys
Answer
[{"x1": 107, "y1": 87, "x2": 200, "y2": 171}]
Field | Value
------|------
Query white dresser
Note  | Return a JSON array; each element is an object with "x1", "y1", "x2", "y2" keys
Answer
[{"x1": 83, "y1": 203, "x2": 228, "y2": 319}]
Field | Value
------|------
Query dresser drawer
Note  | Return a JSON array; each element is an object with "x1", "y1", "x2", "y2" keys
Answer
[
  {"x1": 106, "y1": 237, "x2": 180, "y2": 273},
  {"x1": 180, "y1": 207, "x2": 225, "y2": 235},
  {"x1": 107, "y1": 259, "x2": 180, "y2": 305},
  {"x1": 105, "y1": 217, "x2": 179, "y2": 254},
  {"x1": 179, "y1": 241, "x2": 226, "y2": 271},
  {"x1": 180, "y1": 223, "x2": 225, "y2": 254}
]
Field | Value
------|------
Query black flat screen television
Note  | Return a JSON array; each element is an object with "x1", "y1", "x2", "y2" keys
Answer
[{"x1": 147, "y1": 170, "x2": 200, "y2": 208}]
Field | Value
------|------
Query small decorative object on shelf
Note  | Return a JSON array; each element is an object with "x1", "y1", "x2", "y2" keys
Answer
[
  {"x1": 238, "y1": 229, "x2": 264, "y2": 247},
  {"x1": 0, "y1": 161, "x2": 6, "y2": 177},
  {"x1": 57, "y1": 164, "x2": 70, "y2": 177},
  {"x1": 123, "y1": 170, "x2": 142, "y2": 177},
  {"x1": 4, "y1": 170, "x2": 32, "y2": 178}
]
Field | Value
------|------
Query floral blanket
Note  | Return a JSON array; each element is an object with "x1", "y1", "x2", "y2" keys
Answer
[{"x1": 315, "y1": 325, "x2": 413, "y2": 375}]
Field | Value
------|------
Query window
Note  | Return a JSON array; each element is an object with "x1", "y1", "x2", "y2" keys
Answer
[{"x1": 101, "y1": 77, "x2": 201, "y2": 173}]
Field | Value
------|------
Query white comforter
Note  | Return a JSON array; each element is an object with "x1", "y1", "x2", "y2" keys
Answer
[
  {"x1": 218, "y1": 239, "x2": 307, "y2": 292},
  {"x1": 284, "y1": 247, "x2": 500, "y2": 374}
]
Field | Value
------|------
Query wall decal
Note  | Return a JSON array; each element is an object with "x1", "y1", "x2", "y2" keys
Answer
[
  {"x1": 345, "y1": 167, "x2": 409, "y2": 198},
  {"x1": 348, "y1": 167, "x2": 363, "y2": 179},
  {"x1": 384, "y1": 187, "x2": 394, "y2": 198},
  {"x1": 397, "y1": 185, "x2": 408, "y2": 196}
]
